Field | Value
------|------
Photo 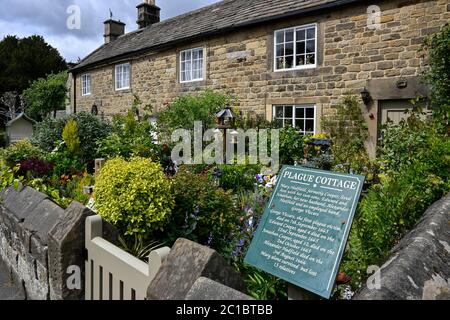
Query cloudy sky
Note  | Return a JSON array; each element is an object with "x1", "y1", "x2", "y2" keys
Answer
[{"x1": 0, "y1": 0, "x2": 220, "y2": 63}]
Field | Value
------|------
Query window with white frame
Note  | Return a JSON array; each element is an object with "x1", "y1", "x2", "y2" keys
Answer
[
  {"x1": 115, "y1": 63, "x2": 130, "y2": 90},
  {"x1": 274, "y1": 24, "x2": 317, "y2": 71},
  {"x1": 273, "y1": 105, "x2": 316, "y2": 135},
  {"x1": 180, "y1": 48, "x2": 204, "y2": 83},
  {"x1": 81, "y1": 74, "x2": 91, "y2": 96}
]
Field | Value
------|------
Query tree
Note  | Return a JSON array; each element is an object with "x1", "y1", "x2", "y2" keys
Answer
[
  {"x1": 0, "y1": 35, "x2": 67, "y2": 95},
  {"x1": 0, "y1": 91, "x2": 25, "y2": 123},
  {"x1": 23, "y1": 71, "x2": 68, "y2": 121}
]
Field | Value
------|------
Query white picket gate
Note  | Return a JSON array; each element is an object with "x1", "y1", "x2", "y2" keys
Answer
[{"x1": 85, "y1": 215, "x2": 170, "y2": 300}]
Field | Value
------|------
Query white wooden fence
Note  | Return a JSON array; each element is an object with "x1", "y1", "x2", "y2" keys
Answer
[{"x1": 85, "y1": 215, "x2": 170, "y2": 300}]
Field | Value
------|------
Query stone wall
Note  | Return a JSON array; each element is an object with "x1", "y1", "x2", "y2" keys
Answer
[
  {"x1": 72, "y1": 0, "x2": 449, "y2": 129},
  {"x1": 0, "y1": 185, "x2": 116, "y2": 300},
  {"x1": 355, "y1": 193, "x2": 450, "y2": 300}
]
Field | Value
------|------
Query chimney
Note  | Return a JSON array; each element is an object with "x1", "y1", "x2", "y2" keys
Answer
[
  {"x1": 104, "y1": 19, "x2": 126, "y2": 44},
  {"x1": 137, "y1": 0, "x2": 160, "y2": 29}
]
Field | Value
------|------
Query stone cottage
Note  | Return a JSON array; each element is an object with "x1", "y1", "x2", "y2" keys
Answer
[{"x1": 69, "y1": 0, "x2": 450, "y2": 156}]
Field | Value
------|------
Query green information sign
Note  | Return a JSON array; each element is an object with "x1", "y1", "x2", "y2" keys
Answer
[{"x1": 244, "y1": 166, "x2": 365, "y2": 299}]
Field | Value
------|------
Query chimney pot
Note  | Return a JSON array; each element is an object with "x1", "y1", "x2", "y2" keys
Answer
[
  {"x1": 137, "y1": 0, "x2": 160, "y2": 29},
  {"x1": 104, "y1": 19, "x2": 125, "y2": 44}
]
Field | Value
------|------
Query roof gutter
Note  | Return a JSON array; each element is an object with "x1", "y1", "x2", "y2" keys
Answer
[{"x1": 70, "y1": 0, "x2": 362, "y2": 73}]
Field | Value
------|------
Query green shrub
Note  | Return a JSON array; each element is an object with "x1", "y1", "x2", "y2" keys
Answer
[
  {"x1": 62, "y1": 119, "x2": 81, "y2": 155},
  {"x1": 2, "y1": 140, "x2": 43, "y2": 165},
  {"x1": 167, "y1": 166, "x2": 238, "y2": 251},
  {"x1": 97, "y1": 111, "x2": 159, "y2": 160},
  {"x1": 0, "y1": 160, "x2": 21, "y2": 191},
  {"x1": 322, "y1": 95, "x2": 369, "y2": 172},
  {"x1": 95, "y1": 157, "x2": 174, "y2": 237},
  {"x1": 44, "y1": 141, "x2": 85, "y2": 176},
  {"x1": 341, "y1": 116, "x2": 450, "y2": 288},
  {"x1": 212, "y1": 163, "x2": 261, "y2": 192},
  {"x1": 278, "y1": 126, "x2": 306, "y2": 165},
  {"x1": 379, "y1": 112, "x2": 437, "y2": 173},
  {"x1": 31, "y1": 112, "x2": 111, "y2": 162},
  {"x1": 61, "y1": 172, "x2": 95, "y2": 205},
  {"x1": 157, "y1": 90, "x2": 236, "y2": 140}
]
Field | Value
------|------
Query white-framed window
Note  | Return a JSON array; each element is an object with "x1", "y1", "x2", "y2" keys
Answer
[
  {"x1": 180, "y1": 48, "x2": 204, "y2": 83},
  {"x1": 273, "y1": 105, "x2": 316, "y2": 135},
  {"x1": 81, "y1": 74, "x2": 91, "y2": 96},
  {"x1": 274, "y1": 23, "x2": 317, "y2": 71},
  {"x1": 115, "y1": 63, "x2": 130, "y2": 90}
]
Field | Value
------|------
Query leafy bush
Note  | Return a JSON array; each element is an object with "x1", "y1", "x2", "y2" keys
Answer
[
  {"x1": 44, "y1": 141, "x2": 85, "y2": 176},
  {"x1": 157, "y1": 90, "x2": 236, "y2": 140},
  {"x1": 212, "y1": 163, "x2": 261, "y2": 192},
  {"x1": 167, "y1": 166, "x2": 238, "y2": 251},
  {"x1": 19, "y1": 157, "x2": 54, "y2": 178},
  {"x1": 379, "y1": 111, "x2": 436, "y2": 173},
  {"x1": 31, "y1": 112, "x2": 112, "y2": 162},
  {"x1": 0, "y1": 160, "x2": 21, "y2": 191},
  {"x1": 97, "y1": 111, "x2": 158, "y2": 160},
  {"x1": 2, "y1": 140, "x2": 43, "y2": 165},
  {"x1": 322, "y1": 95, "x2": 369, "y2": 172},
  {"x1": 62, "y1": 119, "x2": 81, "y2": 155},
  {"x1": 60, "y1": 172, "x2": 95, "y2": 205},
  {"x1": 95, "y1": 157, "x2": 174, "y2": 237},
  {"x1": 23, "y1": 71, "x2": 68, "y2": 121},
  {"x1": 341, "y1": 116, "x2": 450, "y2": 288},
  {"x1": 278, "y1": 126, "x2": 306, "y2": 165}
]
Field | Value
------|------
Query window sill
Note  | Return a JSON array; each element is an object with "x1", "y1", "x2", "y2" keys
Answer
[{"x1": 115, "y1": 87, "x2": 131, "y2": 92}]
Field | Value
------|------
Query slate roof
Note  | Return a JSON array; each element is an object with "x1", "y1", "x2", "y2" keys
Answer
[{"x1": 72, "y1": 0, "x2": 360, "y2": 72}]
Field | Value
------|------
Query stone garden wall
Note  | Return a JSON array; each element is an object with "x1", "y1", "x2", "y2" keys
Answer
[
  {"x1": 0, "y1": 184, "x2": 116, "y2": 300},
  {"x1": 355, "y1": 193, "x2": 450, "y2": 300}
]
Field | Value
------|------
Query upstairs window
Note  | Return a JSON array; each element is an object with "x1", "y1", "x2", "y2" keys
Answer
[
  {"x1": 115, "y1": 63, "x2": 130, "y2": 90},
  {"x1": 81, "y1": 74, "x2": 91, "y2": 96},
  {"x1": 274, "y1": 24, "x2": 317, "y2": 71},
  {"x1": 273, "y1": 105, "x2": 316, "y2": 135},
  {"x1": 180, "y1": 48, "x2": 204, "y2": 83}
]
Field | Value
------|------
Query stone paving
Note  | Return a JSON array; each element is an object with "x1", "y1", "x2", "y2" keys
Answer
[{"x1": 0, "y1": 257, "x2": 25, "y2": 300}]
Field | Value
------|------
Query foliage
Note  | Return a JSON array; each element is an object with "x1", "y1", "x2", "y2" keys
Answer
[
  {"x1": 2, "y1": 140, "x2": 43, "y2": 165},
  {"x1": 60, "y1": 172, "x2": 95, "y2": 205},
  {"x1": 422, "y1": 23, "x2": 450, "y2": 128},
  {"x1": 97, "y1": 111, "x2": 158, "y2": 160},
  {"x1": 118, "y1": 235, "x2": 164, "y2": 262},
  {"x1": 0, "y1": 35, "x2": 67, "y2": 95},
  {"x1": 212, "y1": 163, "x2": 262, "y2": 192},
  {"x1": 224, "y1": 189, "x2": 287, "y2": 300},
  {"x1": 278, "y1": 126, "x2": 306, "y2": 165},
  {"x1": 235, "y1": 263, "x2": 287, "y2": 300},
  {"x1": 44, "y1": 141, "x2": 85, "y2": 177},
  {"x1": 157, "y1": 90, "x2": 236, "y2": 140},
  {"x1": 62, "y1": 119, "x2": 81, "y2": 155},
  {"x1": 26, "y1": 178, "x2": 71, "y2": 208},
  {"x1": 321, "y1": 95, "x2": 369, "y2": 173},
  {"x1": 167, "y1": 166, "x2": 238, "y2": 251},
  {"x1": 18, "y1": 157, "x2": 54, "y2": 178},
  {"x1": 379, "y1": 109, "x2": 437, "y2": 173},
  {"x1": 341, "y1": 115, "x2": 450, "y2": 289},
  {"x1": 31, "y1": 112, "x2": 112, "y2": 163},
  {"x1": 0, "y1": 160, "x2": 22, "y2": 192},
  {"x1": 234, "y1": 110, "x2": 273, "y2": 130},
  {"x1": 95, "y1": 157, "x2": 174, "y2": 237},
  {"x1": 23, "y1": 71, "x2": 68, "y2": 121}
]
